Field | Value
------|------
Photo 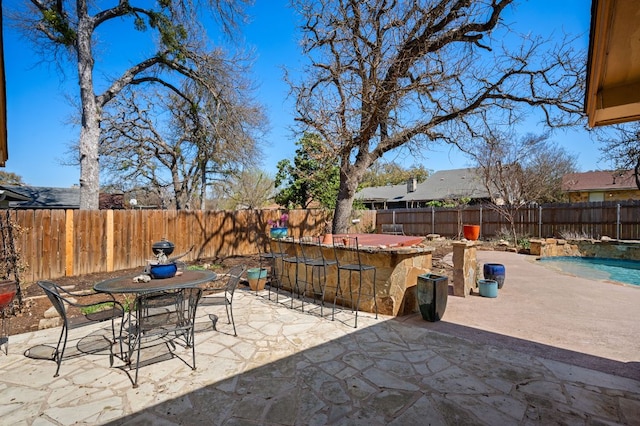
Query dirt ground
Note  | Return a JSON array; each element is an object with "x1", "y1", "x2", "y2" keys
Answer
[{"x1": 6, "y1": 242, "x2": 455, "y2": 336}]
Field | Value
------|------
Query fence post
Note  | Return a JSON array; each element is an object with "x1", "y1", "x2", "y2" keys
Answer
[
  {"x1": 431, "y1": 206, "x2": 435, "y2": 234},
  {"x1": 65, "y1": 209, "x2": 74, "y2": 277},
  {"x1": 539, "y1": 206, "x2": 542, "y2": 238},
  {"x1": 106, "y1": 210, "x2": 114, "y2": 272},
  {"x1": 479, "y1": 206, "x2": 483, "y2": 238},
  {"x1": 617, "y1": 203, "x2": 621, "y2": 240}
]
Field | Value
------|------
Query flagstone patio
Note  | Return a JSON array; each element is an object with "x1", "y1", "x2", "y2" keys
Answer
[{"x1": 1, "y1": 251, "x2": 639, "y2": 425}]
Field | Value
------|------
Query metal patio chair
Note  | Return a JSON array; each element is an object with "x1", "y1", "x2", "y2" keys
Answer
[
  {"x1": 29, "y1": 281, "x2": 125, "y2": 377},
  {"x1": 199, "y1": 265, "x2": 246, "y2": 336},
  {"x1": 128, "y1": 286, "x2": 202, "y2": 387}
]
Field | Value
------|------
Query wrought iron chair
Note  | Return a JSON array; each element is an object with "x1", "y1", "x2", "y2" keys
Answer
[
  {"x1": 254, "y1": 231, "x2": 286, "y2": 300},
  {"x1": 199, "y1": 265, "x2": 246, "y2": 336},
  {"x1": 29, "y1": 281, "x2": 125, "y2": 377},
  {"x1": 299, "y1": 236, "x2": 337, "y2": 316},
  {"x1": 332, "y1": 236, "x2": 378, "y2": 328},
  {"x1": 278, "y1": 238, "x2": 305, "y2": 308},
  {"x1": 129, "y1": 287, "x2": 202, "y2": 387}
]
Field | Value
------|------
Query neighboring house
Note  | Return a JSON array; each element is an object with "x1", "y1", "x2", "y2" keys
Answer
[
  {"x1": 0, "y1": 185, "x2": 126, "y2": 209},
  {"x1": 562, "y1": 170, "x2": 640, "y2": 202},
  {"x1": 0, "y1": 187, "x2": 31, "y2": 208},
  {"x1": 357, "y1": 168, "x2": 492, "y2": 209}
]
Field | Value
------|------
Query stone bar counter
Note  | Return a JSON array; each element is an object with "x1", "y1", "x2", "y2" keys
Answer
[{"x1": 271, "y1": 234, "x2": 434, "y2": 316}]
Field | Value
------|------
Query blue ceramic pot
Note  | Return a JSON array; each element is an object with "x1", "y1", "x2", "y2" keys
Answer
[
  {"x1": 478, "y1": 279, "x2": 498, "y2": 298},
  {"x1": 270, "y1": 227, "x2": 288, "y2": 239},
  {"x1": 483, "y1": 263, "x2": 506, "y2": 289},
  {"x1": 149, "y1": 262, "x2": 178, "y2": 279}
]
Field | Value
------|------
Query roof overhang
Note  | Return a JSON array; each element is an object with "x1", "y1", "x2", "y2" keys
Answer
[{"x1": 585, "y1": 0, "x2": 640, "y2": 127}]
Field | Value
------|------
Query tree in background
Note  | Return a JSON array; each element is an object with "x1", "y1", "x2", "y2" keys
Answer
[
  {"x1": 11, "y1": 0, "x2": 250, "y2": 209},
  {"x1": 213, "y1": 169, "x2": 274, "y2": 210},
  {"x1": 595, "y1": 123, "x2": 640, "y2": 190},
  {"x1": 0, "y1": 172, "x2": 25, "y2": 186},
  {"x1": 290, "y1": 0, "x2": 584, "y2": 233},
  {"x1": 360, "y1": 162, "x2": 429, "y2": 188},
  {"x1": 274, "y1": 133, "x2": 340, "y2": 209},
  {"x1": 99, "y1": 69, "x2": 265, "y2": 210},
  {"x1": 466, "y1": 131, "x2": 576, "y2": 245}
]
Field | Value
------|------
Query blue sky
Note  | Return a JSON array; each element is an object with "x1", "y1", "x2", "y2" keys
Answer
[{"x1": 3, "y1": 0, "x2": 601, "y2": 188}]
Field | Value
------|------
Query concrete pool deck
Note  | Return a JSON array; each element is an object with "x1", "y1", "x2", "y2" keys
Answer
[
  {"x1": 0, "y1": 249, "x2": 638, "y2": 424},
  {"x1": 438, "y1": 250, "x2": 640, "y2": 379}
]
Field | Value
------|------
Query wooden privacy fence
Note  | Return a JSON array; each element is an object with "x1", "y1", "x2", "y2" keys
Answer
[
  {"x1": 9, "y1": 201, "x2": 638, "y2": 283},
  {"x1": 11, "y1": 208, "x2": 377, "y2": 283},
  {"x1": 376, "y1": 201, "x2": 640, "y2": 240}
]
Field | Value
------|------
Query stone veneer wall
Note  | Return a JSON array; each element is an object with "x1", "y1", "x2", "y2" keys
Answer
[
  {"x1": 272, "y1": 240, "x2": 433, "y2": 316},
  {"x1": 530, "y1": 238, "x2": 640, "y2": 261}
]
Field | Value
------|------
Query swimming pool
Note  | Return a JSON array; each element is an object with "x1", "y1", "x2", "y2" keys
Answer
[{"x1": 538, "y1": 256, "x2": 640, "y2": 286}]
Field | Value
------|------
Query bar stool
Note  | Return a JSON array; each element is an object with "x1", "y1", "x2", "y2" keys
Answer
[
  {"x1": 299, "y1": 237, "x2": 337, "y2": 316},
  {"x1": 278, "y1": 238, "x2": 304, "y2": 307},
  {"x1": 332, "y1": 236, "x2": 378, "y2": 328},
  {"x1": 254, "y1": 231, "x2": 286, "y2": 301}
]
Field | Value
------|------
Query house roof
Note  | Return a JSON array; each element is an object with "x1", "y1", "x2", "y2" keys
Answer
[
  {"x1": 356, "y1": 168, "x2": 491, "y2": 204},
  {"x1": 357, "y1": 183, "x2": 407, "y2": 203},
  {"x1": 562, "y1": 170, "x2": 638, "y2": 192},
  {"x1": 2, "y1": 185, "x2": 80, "y2": 209}
]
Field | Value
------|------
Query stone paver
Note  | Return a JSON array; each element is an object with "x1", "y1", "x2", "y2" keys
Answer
[{"x1": 1, "y1": 251, "x2": 639, "y2": 425}]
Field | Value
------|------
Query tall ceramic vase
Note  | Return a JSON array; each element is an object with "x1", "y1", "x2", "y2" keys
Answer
[{"x1": 416, "y1": 274, "x2": 448, "y2": 322}]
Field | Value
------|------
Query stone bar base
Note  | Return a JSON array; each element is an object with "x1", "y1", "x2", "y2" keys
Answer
[
  {"x1": 452, "y1": 241, "x2": 479, "y2": 297},
  {"x1": 272, "y1": 239, "x2": 433, "y2": 316}
]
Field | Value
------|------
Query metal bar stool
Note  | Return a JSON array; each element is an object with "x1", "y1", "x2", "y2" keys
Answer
[
  {"x1": 254, "y1": 231, "x2": 286, "y2": 301},
  {"x1": 332, "y1": 236, "x2": 378, "y2": 328},
  {"x1": 298, "y1": 237, "x2": 337, "y2": 316},
  {"x1": 278, "y1": 238, "x2": 304, "y2": 307}
]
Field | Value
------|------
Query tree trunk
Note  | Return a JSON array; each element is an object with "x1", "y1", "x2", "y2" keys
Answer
[
  {"x1": 77, "y1": 17, "x2": 100, "y2": 210},
  {"x1": 332, "y1": 162, "x2": 366, "y2": 233}
]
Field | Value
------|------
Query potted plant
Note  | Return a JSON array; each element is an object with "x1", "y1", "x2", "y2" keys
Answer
[
  {"x1": 269, "y1": 213, "x2": 289, "y2": 239},
  {"x1": 322, "y1": 219, "x2": 333, "y2": 244}
]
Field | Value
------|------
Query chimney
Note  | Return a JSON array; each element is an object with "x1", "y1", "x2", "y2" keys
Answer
[{"x1": 407, "y1": 177, "x2": 417, "y2": 193}]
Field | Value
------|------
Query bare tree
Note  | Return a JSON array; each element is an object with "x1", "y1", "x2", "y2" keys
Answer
[
  {"x1": 99, "y1": 65, "x2": 266, "y2": 209},
  {"x1": 595, "y1": 123, "x2": 640, "y2": 189},
  {"x1": 9, "y1": 0, "x2": 250, "y2": 209},
  {"x1": 290, "y1": 0, "x2": 584, "y2": 233},
  {"x1": 467, "y1": 131, "x2": 576, "y2": 245}
]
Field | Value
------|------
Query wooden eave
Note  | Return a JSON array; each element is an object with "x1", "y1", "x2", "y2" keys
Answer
[{"x1": 585, "y1": 0, "x2": 640, "y2": 127}]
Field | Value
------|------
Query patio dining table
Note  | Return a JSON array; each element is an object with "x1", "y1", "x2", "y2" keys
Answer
[
  {"x1": 93, "y1": 269, "x2": 217, "y2": 295},
  {"x1": 93, "y1": 269, "x2": 217, "y2": 377}
]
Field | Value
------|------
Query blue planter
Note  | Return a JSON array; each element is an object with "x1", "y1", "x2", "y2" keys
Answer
[
  {"x1": 478, "y1": 279, "x2": 498, "y2": 298},
  {"x1": 483, "y1": 263, "x2": 506, "y2": 289},
  {"x1": 247, "y1": 268, "x2": 268, "y2": 291},
  {"x1": 149, "y1": 262, "x2": 178, "y2": 279},
  {"x1": 270, "y1": 227, "x2": 288, "y2": 239}
]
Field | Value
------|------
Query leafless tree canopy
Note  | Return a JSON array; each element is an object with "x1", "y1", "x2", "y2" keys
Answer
[
  {"x1": 99, "y1": 58, "x2": 266, "y2": 210},
  {"x1": 464, "y1": 131, "x2": 576, "y2": 245},
  {"x1": 595, "y1": 123, "x2": 640, "y2": 190},
  {"x1": 290, "y1": 0, "x2": 585, "y2": 232},
  {"x1": 10, "y1": 0, "x2": 252, "y2": 209}
]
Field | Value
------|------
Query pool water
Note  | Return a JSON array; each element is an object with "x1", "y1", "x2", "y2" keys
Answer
[{"x1": 538, "y1": 257, "x2": 640, "y2": 286}]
